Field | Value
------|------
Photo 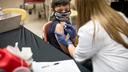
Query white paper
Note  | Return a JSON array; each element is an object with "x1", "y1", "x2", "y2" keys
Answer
[{"x1": 32, "y1": 59, "x2": 80, "y2": 72}]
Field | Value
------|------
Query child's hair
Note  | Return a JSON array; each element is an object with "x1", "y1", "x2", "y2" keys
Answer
[
  {"x1": 50, "y1": 0, "x2": 71, "y2": 21},
  {"x1": 51, "y1": 0, "x2": 71, "y2": 10}
]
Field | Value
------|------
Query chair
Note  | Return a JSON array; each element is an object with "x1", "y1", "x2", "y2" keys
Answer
[
  {"x1": 2, "y1": 8, "x2": 28, "y2": 24},
  {"x1": 42, "y1": 21, "x2": 52, "y2": 42}
]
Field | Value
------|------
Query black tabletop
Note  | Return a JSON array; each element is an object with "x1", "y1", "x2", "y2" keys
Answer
[{"x1": 0, "y1": 26, "x2": 90, "y2": 72}]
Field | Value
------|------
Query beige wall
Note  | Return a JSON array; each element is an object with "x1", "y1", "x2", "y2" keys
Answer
[{"x1": 0, "y1": 0, "x2": 23, "y2": 9}]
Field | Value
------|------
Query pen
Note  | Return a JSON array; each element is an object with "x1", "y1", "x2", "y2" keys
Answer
[{"x1": 41, "y1": 62, "x2": 59, "y2": 68}]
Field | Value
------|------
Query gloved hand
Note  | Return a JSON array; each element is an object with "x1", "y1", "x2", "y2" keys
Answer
[
  {"x1": 55, "y1": 32, "x2": 72, "y2": 47},
  {"x1": 64, "y1": 24, "x2": 76, "y2": 39}
]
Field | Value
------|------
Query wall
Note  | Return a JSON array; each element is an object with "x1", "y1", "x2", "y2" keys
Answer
[{"x1": 0, "y1": 0, "x2": 23, "y2": 9}]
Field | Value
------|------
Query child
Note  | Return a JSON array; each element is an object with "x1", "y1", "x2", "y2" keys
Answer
[{"x1": 43, "y1": 0, "x2": 76, "y2": 54}]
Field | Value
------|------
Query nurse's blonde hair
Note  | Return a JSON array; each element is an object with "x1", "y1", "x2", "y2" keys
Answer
[{"x1": 76, "y1": 0, "x2": 128, "y2": 48}]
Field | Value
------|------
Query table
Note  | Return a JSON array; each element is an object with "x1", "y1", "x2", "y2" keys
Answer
[
  {"x1": 0, "y1": 26, "x2": 90, "y2": 72},
  {"x1": 0, "y1": 13, "x2": 21, "y2": 33}
]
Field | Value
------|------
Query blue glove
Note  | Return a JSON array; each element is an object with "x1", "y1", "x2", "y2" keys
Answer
[
  {"x1": 64, "y1": 24, "x2": 76, "y2": 39},
  {"x1": 55, "y1": 32, "x2": 72, "y2": 47}
]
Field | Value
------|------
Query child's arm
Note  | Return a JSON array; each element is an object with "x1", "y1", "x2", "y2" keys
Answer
[{"x1": 55, "y1": 23, "x2": 71, "y2": 54}]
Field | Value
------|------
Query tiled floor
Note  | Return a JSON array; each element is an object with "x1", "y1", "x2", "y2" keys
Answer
[{"x1": 23, "y1": 13, "x2": 46, "y2": 38}]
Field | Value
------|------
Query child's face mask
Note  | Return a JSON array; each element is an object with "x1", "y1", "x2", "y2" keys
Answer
[
  {"x1": 54, "y1": 11, "x2": 71, "y2": 21},
  {"x1": 54, "y1": 4, "x2": 70, "y2": 21}
]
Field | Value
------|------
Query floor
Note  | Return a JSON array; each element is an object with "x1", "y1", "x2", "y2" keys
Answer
[{"x1": 23, "y1": 12, "x2": 46, "y2": 38}]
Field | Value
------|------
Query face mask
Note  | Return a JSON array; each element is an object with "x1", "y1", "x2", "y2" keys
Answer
[{"x1": 54, "y1": 12, "x2": 71, "y2": 21}]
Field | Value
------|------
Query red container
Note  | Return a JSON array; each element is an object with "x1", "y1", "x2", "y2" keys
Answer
[{"x1": 0, "y1": 48, "x2": 29, "y2": 72}]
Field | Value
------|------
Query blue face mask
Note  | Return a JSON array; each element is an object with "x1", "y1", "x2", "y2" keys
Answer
[{"x1": 54, "y1": 12, "x2": 71, "y2": 21}]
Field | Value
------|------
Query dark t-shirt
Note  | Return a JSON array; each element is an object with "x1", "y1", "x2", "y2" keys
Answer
[{"x1": 47, "y1": 19, "x2": 71, "y2": 52}]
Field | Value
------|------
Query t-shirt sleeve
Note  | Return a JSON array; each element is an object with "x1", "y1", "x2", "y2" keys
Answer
[{"x1": 73, "y1": 26, "x2": 99, "y2": 63}]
